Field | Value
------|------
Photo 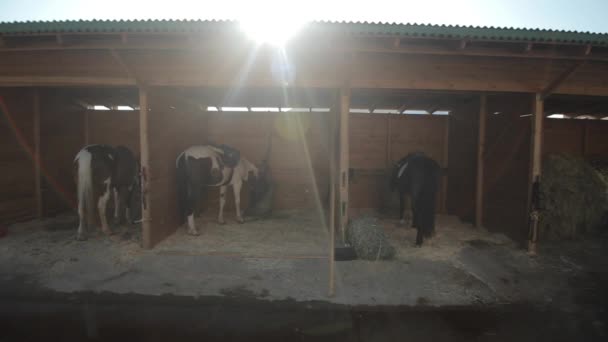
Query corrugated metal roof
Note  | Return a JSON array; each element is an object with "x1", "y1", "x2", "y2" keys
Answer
[{"x1": 1, "y1": 19, "x2": 607, "y2": 45}]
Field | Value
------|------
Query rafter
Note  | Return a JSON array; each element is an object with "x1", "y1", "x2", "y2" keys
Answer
[{"x1": 540, "y1": 61, "x2": 587, "y2": 100}]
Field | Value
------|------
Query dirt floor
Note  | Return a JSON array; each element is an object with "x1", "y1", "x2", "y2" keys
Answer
[{"x1": 0, "y1": 209, "x2": 601, "y2": 309}]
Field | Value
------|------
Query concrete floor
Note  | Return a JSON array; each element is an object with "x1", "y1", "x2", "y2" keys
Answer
[{"x1": 0, "y1": 210, "x2": 601, "y2": 309}]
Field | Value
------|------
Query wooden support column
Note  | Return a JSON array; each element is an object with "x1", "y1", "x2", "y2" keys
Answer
[
  {"x1": 527, "y1": 94, "x2": 544, "y2": 255},
  {"x1": 328, "y1": 103, "x2": 337, "y2": 297},
  {"x1": 475, "y1": 94, "x2": 487, "y2": 227},
  {"x1": 386, "y1": 114, "x2": 392, "y2": 166},
  {"x1": 33, "y1": 89, "x2": 42, "y2": 218},
  {"x1": 139, "y1": 87, "x2": 152, "y2": 249},
  {"x1": 441, "y1": 115, "x2": 450, "y2": 213},
  {"x1": 338, "y1": 86, "x2": 350, "y2": 242}
]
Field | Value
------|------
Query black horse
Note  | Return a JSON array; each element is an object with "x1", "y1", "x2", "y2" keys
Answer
[{"x1": 390, "y1": 152, "x2": 440, "y2": 246}]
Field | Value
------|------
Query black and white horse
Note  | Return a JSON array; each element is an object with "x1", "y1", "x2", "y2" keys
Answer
[
  {"x1": 73, "y1": 144, "x2": 141, "y2": 240},
  {"x1": 176, "y1": 145, "x2": 262, "y2": 235},
  {"x1": 390, "y1": 152, "x2": 440, "y2": 246}
]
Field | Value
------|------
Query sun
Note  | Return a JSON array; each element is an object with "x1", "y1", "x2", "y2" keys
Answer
[{"x1": 239, "y1": 16, "x2": 307, "y2": 47}]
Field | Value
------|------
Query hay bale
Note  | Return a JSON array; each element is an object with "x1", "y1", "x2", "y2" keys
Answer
[
  {"x1": 540, "y1": 154, "x2": 608, "y2": 239},
  {"x1": 346, "y1": 216, "x2": 396, "y2": 260}
]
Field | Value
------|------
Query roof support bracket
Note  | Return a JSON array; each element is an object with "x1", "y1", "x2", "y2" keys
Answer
[{"x1": 540, "y1": 61, "x2": 586, "y2": 100}]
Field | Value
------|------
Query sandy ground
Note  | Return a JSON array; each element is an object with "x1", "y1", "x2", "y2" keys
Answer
[{"x1": 0, "y1": 210, "x2": 594, "y2": 308}]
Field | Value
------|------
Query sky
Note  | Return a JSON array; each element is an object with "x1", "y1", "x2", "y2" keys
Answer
[{"x1": 0, "y1": 0, "x2": 607, "y2": 33}]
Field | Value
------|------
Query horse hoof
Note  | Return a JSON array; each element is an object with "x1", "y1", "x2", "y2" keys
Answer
[
  {"x1": 76, "y1": 235, "x2": 87, "y2": 241},
  {"x1": 187, "y1": 230, "x2": 200, "y2": 236},
  {"x1": 236, "y1": 218, "x2": 244, "y2": 224},
  {"x1": 218, "y1": 220, "x2": 226, "y2": 225}
]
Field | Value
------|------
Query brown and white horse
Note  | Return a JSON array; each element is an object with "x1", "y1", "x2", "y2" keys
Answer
[
  {"x1": 73, "y1": 144, "x2": 141, "y2": 240},
  {"x1": 176, "y1": 145, "x2": 263, "y2": 235}
]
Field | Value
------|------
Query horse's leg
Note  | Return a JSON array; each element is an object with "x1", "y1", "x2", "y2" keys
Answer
[
  {"x1": 399, "y1": 191, "x2": 405, "y2": 225},
  {"x1": 112, "y1": 187, "x2": 120, "y2": 226},
  {"x1": 76, "y1": 197, "x2": 86, "y2": 241},
  {"x1": 186, "y1": 186, "x2": 201, "y2": 235},
  {"x1": 233, "y1": 181, "x2": 244, "y2": 223},
  {"x1": 98, "y1": 178, "x2": 112, "y2": 235},
  {"x1": 218, "y1": 186, "x2": 227, "y2": 225}
]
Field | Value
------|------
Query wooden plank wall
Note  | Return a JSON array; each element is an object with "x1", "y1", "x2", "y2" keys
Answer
[
  {"x1": 544, "y1": 119, "x2": 608, "y2": 159},
  {"x1": 349, "y1": 113, "x2": 449, "y2": 210},
  {"x1": 147, "y1": 91, "x2": 208, "y2": 247},
  {"x1": 0, "y1": 88, "x2": 36, "y2": 224},
  {"x1": 87, "y1": 109, "x2": 140, "y2": 156},
  {"x1": 446, "y1": 99, "x2": 480, "y2": 222},
  {"x1": 40, "y1": 96, "x2": 83, "y2": 216},
  {"x1": 483, "y1": 95, "x2": 532, "y2": 242}
]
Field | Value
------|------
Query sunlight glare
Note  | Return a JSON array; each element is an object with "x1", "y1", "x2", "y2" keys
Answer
[{"x1": 240, "y1": 16, "x2": 307, "y2": 46}]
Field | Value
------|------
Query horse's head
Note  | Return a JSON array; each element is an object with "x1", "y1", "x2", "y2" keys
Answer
[
  {"x1": 220, "y1": 144, "x2": 240, "y2": 168},
  {"x1": 389, "y1": 161, "x2": 400, "y2": 191}
]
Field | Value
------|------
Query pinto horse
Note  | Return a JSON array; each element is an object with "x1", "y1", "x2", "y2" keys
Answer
[
  {"x1": 176, "y1": 145, "x2": 261, "y2": 235},
  {"x1": 390, "y1": 152, "x2": 440, "y2": 246},
  {"x1": 73, "y1": 145, "x2": 141, "y2": 240}
]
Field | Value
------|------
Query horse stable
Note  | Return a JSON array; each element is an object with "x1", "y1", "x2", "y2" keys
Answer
[{"x1": 1, "y1": 20, "x2": 608, "y2": 301}]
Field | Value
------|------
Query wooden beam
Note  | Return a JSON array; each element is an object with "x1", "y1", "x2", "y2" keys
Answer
[
  {"x1": 386, "y1": 114, "x2": 392, "y2": 166},
  {"x1": 475, "y1": 94, "x2": 487, "y2": 228},
  {"x1": 351, "y1": 43, "x2": 608, "y2": 62},
  {"x1": 393, "y1": 37, "x2": 400, "y2": 49},
  {"x1": 33, "y1": 89, "x2": 42, "y2": 218},
  {"x1": 328, "y1": 99, "x2": 337, "y2": 297},
  {"x1": 0, "y1": 76, "x2": 135, "y2": 87},
  {"x1": 441, "y1": 115, "x2": 450, "y2": 213},
  {"x1": 540, "y1": 61, "x2": 586, "y2": 100},
  {"x1": 527, "y1": 94, "x2": 544, "y2": 255},
  {"x1": 338, "y1": 86, "x2": 350, "y2": 242},
  {"x1": 109, "y1": 49, "x2": 141, "y2": 84},
  {"x1": 139, "y1": 87, "x2": 152, "y2": 249},
  {"x1": 584, "y1": 45, "x2": 592, "y2": 56}
]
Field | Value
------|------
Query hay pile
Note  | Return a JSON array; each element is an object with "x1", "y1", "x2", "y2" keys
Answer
[
  {"x1": 346, "y1": 216, "x2": 396, "y2": 260},
  {"x1": 540, "y1": 154, "x2": 608, "y2": 239}
]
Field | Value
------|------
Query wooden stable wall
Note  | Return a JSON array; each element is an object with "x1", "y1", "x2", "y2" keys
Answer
[
  {"x1": 446, "y1": 98, "x2": 480, "y2": 222},
  {"x1": 483, "y1": 95, "x2": 532, "y2": 241},
  {"x1": 349, "y1": 113, "x2": 449, "y2": 210},
  {"x1": 0, "y1": 89, "x2": 36, "y2": 224},
  {"x1": 544, "y1": 119, "x2": 608, "y2": 159},
  {"x1": 40, "y1": 95, "x2": 83, "y2": 216},
  {"x1": 87, "y1": 109, "x2": 140, "y2": 156},
  {"x1": 147, "y1": 91, "x2": 207, "y2": 246}
]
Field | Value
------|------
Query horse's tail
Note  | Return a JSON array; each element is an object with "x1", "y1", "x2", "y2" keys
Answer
[
  {"x1": 75, "y1": 148, "x2": 94, "y2": 224},
  {"x1": 176, "y1": 153, "x2": 188, "y2": 224}
]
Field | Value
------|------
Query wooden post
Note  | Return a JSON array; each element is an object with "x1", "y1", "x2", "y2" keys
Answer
[
  {"x1": 527, "y1": 93, "x2": 544, "y2": 255},
  {"x1": 328, "y1": 104, "x2": 337, "y2": 297},
  {"x1": 386, "y1": 114, "x2": 392, "y2": 167},
  {"x1": 139, "y1": 87, "x2": 152, "y2": 249},
  {"x1": 338, "y1": 86, "x2": 350, "y2": 242},
  {"x1": 33, "y1": 89, "x2": 42, "y2": 218},
  {"x1": 441, "y1": 115, "x2": 450, "y2": 213},
  {"x1": 475, "y1": 94, "x2": 487, "y2": 227}
]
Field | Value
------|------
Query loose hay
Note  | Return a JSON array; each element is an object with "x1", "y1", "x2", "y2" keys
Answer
[
  {"x1": 347, "y1": 216, "x2": 396, "y2": 260},
  {"x1": 540, "y1": 154, "x2": 608, "y2": 240}
]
